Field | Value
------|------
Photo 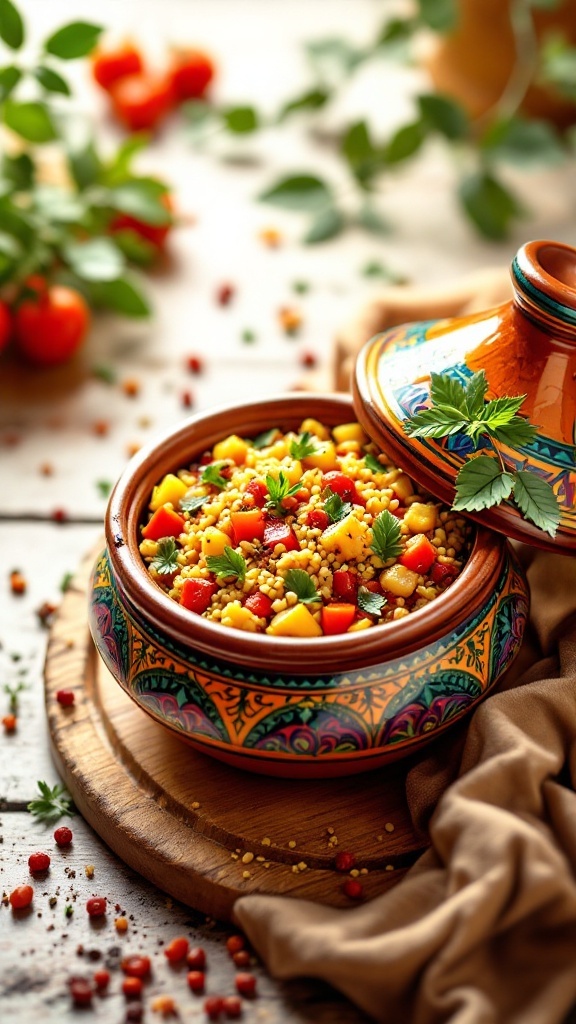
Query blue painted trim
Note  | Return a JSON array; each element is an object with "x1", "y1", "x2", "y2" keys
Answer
[{"x1": 512, "y1": 257, "x2": 576, "y2": 328}]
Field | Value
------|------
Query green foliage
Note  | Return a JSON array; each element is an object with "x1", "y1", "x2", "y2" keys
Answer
[
  {"x1": 357, "y1": 587, "x2": 386, "y2": 617},
  {"x1": 0, "y1": 0, "x2": 24, "y2": 50},
  {"x1": 3, "y1": 99, "x2": 56, "y2": 141},
  {"x1": 265, "y1": 471, "x2": 301, "y2": 514},
  {"x1": 370, "y1": 510, "x2": 403, "y2": 562},
  {"x1": 283, "y1": 568, "x2": 321, "y2": 604},
  {"x1": 458, "y1": 171, "x2": 524, "y2": 240},
  {"x1": 206, "y1": 546, "x2": 247, "y2": 583},
  {"x1": 150, "y1": 538, "x2": 180, "y2": 575},
  {"x1": 28, "y1": 781, "x2": 74, "y2": 823},
  {"x1": 222, "y1": 105, "x2": 259, "y2": 133},
  {"x1": 44, "y1": 21, "x2": 103, "y2": 60},
  {"x1": 323, "y1": 489, "x2": 353, "y2": 524},
  {"x1": 259, "y1": 174, "x2": 333, "y2": 210}
]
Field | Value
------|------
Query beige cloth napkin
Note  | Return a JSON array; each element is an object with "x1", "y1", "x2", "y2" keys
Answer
[{"x1": 235, "y1": 271, "x2": 576, "y2": 1024}]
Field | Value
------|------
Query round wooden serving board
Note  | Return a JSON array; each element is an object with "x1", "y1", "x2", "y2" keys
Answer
[{"x1": 45, "y1": 544, "x2": 430, "y2": 921}]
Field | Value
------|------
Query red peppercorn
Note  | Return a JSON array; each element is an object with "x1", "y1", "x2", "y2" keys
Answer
[
  {"x1": 342, "y1": 879, "x2": 364, "y2": 900},
  {"x1": 216, "y1": 283, "x2": 235, "y2": 306},
  {"x1": 122, "y1": 976, "x2": 144, "y2": 999},
  {"x1": 93, "y1": 969, "x2": 110, "y2": 990},
  {"x1": 335, "y1": 851, "x2": 356, "y2": 872},
  {"x1": 226, "y1": 935, "x2": 245, "y2": 956},
  {"x1": 86, "y1": 896, "x2": 107, "y2": 917},
  {"x1": 181, "y1": 389, "x2": 194, "y2": 409},
  {"x1": 2, "y1": 713, "x2": 17, "y2": 733},
  {"x1": 235, "y1": 973, "x2": 257, "y2": 998},
  {"x1": 54, "y1": 825, "x2": 73, "y2": 846},
  {"x1": 52, "y1": 507, "x2": 68, "y2": 523},
  {"x1": 187, "y1": 970, "x2": 205, "y2": 993},
  {"x1": 187, "y1": 946, "x2": 206, "y2": 970},
  {"x1": 222, "y1": 995, "x2": 243, "y2": 1019},
  {"x1": 186, "y1": 354, "x2": 203, "y2": 374},
  {"x1": 232, "y1": 950, "x2": 250, "y2": 968},
  {"x1": 122, "y1": 955, "x2": 151, "y2": 978},
  {"x1": 9, "y1": 884, "x2": 33, "y2": 909},
  {"x1": 69, "y1": 976, "x2": 93, "y2": 1006},
  {"x1": 56, "y1": 689, "x2": 75, "y2": 707},
  {"x1": 204, "y1": 996, "x2": 224, "y2": 1020},
  {"x1": 299, "y1": 350, "x2": 317, "y2": 368},
  {"x1": 28, "y1": 851, "x2": 50, "y2": 873},
  {"x1": 164, "y1": 936, "x2": 189, "y2": 962}
]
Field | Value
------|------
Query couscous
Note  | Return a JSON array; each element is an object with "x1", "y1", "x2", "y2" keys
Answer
[{"x1": 139, "y1": 419, "x2": 470, "y2": 637}]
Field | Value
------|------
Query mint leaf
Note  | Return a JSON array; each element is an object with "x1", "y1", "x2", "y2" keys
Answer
[
  {"x1": 384, "y1": 121, "x2": 426, "y2": 164},
  {"x1": 222, "y1": 105, "x2": 259, "y2": 134},
  {"x1": 417, "y1": 93, "x2": 469, "y2": 140},
  {"x1": 464, "y1": 370, "x2": 488, "y2": 418},
  {"x1": 180, "y1": 495, "x2": 207, "y2": 514},
  {"x1": 0, "y1": 65, "x2": 21, "y2": 100},
  {"x1": 90, "y1": 276, "x2": 151, "y2": 318},
  {"x1": 481, "y1": 395, "x2": 526, "y2": 429},
  {"x1": 365, "y1": 452, "x2": 384, "y2": 474},
  {"x1": 3, "y1": 100, "x2": 56, "y2": 142},
  {"x1": 28, "y1": 781, "x2": 74, "y2": 822},
  {"x1": 108, "y1": 180, "x2": 171, "y2": 226},
  {"x1": 404, "y1": 407, "x2": 468, "y2": 438},
  {"x1": 481, "y1": 116, "x2": 565, "y2": 169},
  {"x1": 252, "y1": 428, "x2": 281, "y2": 450},
  {"x1": 370, "y1": 510, "x2": 403, "y2": 562},
  {"x1": 490, "y1": 417, "x2": 538, "y2": 448},
  {"x1": 283, "y1": 568, "x2": 321, "y2": 604},
  {"x1": 0, "y1": 0, "x2": 24, "y2": 49},
  {"x1": 323, "y1": 489, "x2": 352, "y2": 524},
  {"x1": 150, "y1": 537, "x2": 180, "y2": 575},
  {"x1": 303, "y1": 206, "x2": 345, "y2": 244},
  {"x1": 34, "y1": 65, "x2": 71, "y2": 95},
  {"x1": 289, "y1": 431, "x2": 321, "y2": 460},
  {"x1": 458, "y1": 170, "x2": 524, "y2": 240},
  {"x1": 206, "y1": 546, "x2": 246, "y2": 583},
  {"x1": 278, "y1": 88, "x2": 330, "y2": 122},
  {"x1": 512, "y1": 471, "x2": 560, "y2": 537},
  {"x1": 429, "y1": 372, "x2": 469, "y2": 415},
  {"x1": 201, "y1": 462, "x2": 228, "y2": 489},
  {"x1": 44, "y1": 21, "x2": 103, "y2": 59},
  {"x1": 357, "y1": 587, "x2": 387, "y2": 617},
  {"x1": 259, "y1": 174, "x2": 332, "y2": 211},
  {"x1": 453, "y1": 456, "x2": 514, "y2": 513}
]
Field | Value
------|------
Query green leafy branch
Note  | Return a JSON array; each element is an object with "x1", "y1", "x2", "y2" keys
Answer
[{"x1": 404, "y1": 370, "x2": 562, "y2": 537}]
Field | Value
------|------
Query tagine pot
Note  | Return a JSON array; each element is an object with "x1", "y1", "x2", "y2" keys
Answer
[{"x1": 89, "y1": 393, "x2": 529, "y2": 779}]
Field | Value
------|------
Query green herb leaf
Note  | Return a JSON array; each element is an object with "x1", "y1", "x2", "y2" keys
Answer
[
  {"x1": 356, "y1": 204, "x2": 392, "y2": 237},
  {"x1": 111, "y1": 228, "x2": 157, "y2": 267},
  {"x1": 341, "y1": 120, "x2": 382, "y2": 187},
  {"x1": 417, "y1": 93, "x2": 469, "y2": 140},
  {"x1": 265, "y1": 470, "x2": 301, "y2": 514},
  {"x1": 472, "y1": 395, "x2": 526, "y2": 439},
  {"x1": 303, "y1": 205, "x2": 344, "y2": 244},
  {"x1": 453, "y1": 456, "x2": 515, "y2": 513},
  {"x1": 107, "y1": 179, "x2": 171, "y2": 226},
  {"x1": 278, "y1": 87, "x2": 330, "y2": 122},
  {"x1": 67, "y1": 139, "x2": 101, "y2": 190},
  {"x1": 429, "y1": 372, "x2": 469, "y2": 415},
  {"x1": 34, "y1": 65, "x2": 71, "y2": 95},
  {"x1": 91, "y1": 363, "x2": 117, "y2": 384},
  {"x1": 27, "y1": 780, "x2": 74, "y2": 823},
  {"x1": 180, "y1": 494, "x2": 207, "y2": 514},
  {"x1": 489, "y1": 417, "x2": 538, "y2": 448},
  {"x1": 222, "y1": 105, "x2": 259, "y2": 134},
  {"x1": 323, "y1": 489, "x2": 353, "y2": 524},
  {"x1": 4, "y1": 680, "x2": 27, "y2": 713},
  {"x1": 458, "y1": 170, "x2": 524, "y2": 240},
  {"x1": 60, "y1": 571, "x2": 73, "y2": 593},
  {"x1": 259, "y1": 174, "x2": 333, "y2": 211},
  {"x1": 3, "y1": 100, "x2": 56, "y2": 142},
  {"x1": 150, "y1": 537, "x2": 180, "y2": 575},
  {"x1": 384, "y1": 121, "x2": 426, "y2": 164},
  {"x1": 370, "y1": 510, "x2": 403, "y2": 562},
  {"x1": 201, "y1": 462, "x2": 228, "y2": 489},
  {"x1": 305, "y1": 37, "x2": 366, "y2": 75},
  {"x1": 33, "y1": 185, "x2": 86, "y2": 222},
  {"x1": 0, "y1": 64, "x2": 22, "y2": 100},
  {"x1": 464, "y1": 370, "x2": 488, "y2": 419},
  {"x1": 44, "y1": 21, "x2": 103, "y2": 59},
  {"x1": 357, "y1": 587, "x2": 387, "y2": 617},
  {"x1": 1, "y1": 152, "x2": 33, "y2": 189},
  {"x1": 89, "y1": 275, "x2": 151, "y2": 318},
  {"x1": 540, "y1": 34, "x2": 576, "y2": 103},
  {"x1": 63, "y1": 238, "x2": 125, "y2": 282},
  {"x1": 102, "y1": 133, "x2": 149, "y2": 184},
  {"x1": 481, "y1": 116, "x2": 565, "y2": 169},
  {"x1": 512, "y1": 470, "x2": 560, "y2": 537},
  {"x1": 416, "y1": 0, "x2": 457, "y2": 32},
  {"x1": 283, "y1": 568, "x2": 321, "y2": 604},
  {"x1": 289, "y1": 431, "x2": 321, "y2": 460},
  {"x1": 95, "y1": 479, "x2": 112, "y2": 498},
  {"x1": 0, "y1": 0, "x2": 24, "y2": 49},
  {"x1": 365, "y1": 452, "x2": 384, "y2": 474},
  {"x1": 404, "y1": 407, "x2": 468, "y2": 438},
  {"x1": 206, "y1": 546, "x2": 246, "y2": 582},
  {"x1": 252, "y1": 428, "x2": 281, "y2": 450}
]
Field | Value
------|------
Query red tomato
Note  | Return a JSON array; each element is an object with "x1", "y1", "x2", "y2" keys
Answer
[
  {"x1": 306, "y1": 509, "x2": 329, "y2": 531},
  {"x1": 14, "y1": 286, "x2": 90, "y2": 367},
  {"x1": 321, "y1": 472, "x2": 365, "y2": 506},
  {"x1": 92, "y1": 43, "x2": 144, "y2": 91},
  {"x1": 110, "y1": 191, "x2": 173, "y2": 250},
  {"x1": 244, "y1": 479, "x2": 267, "y2": 508},
  {"x1": 244, "y1": 591, "x2": 273, "y2": 618},
  {"x1": 0, "y1": 300, "x2": 12, "y2": 352},
  {"x1": 110, "y1": 73, "x2": 172, "y2": 131},
  {"x1": 169, "y1": 49, "x2": 215, "y2": 102},
  {"x1": 9, "y1": 884, "x2": 33, "y2": 909},
  {"x1": 164, "y1": 936, "x2": 189, "y2": 962},
  {"x1": 332, "y1": 569, "x2": 357, "y2": 601}
]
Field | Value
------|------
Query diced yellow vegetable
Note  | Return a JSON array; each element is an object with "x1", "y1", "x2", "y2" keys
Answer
[
  {"x1": 299, "y1": 418, "x2": 330, "y2": 441},
  {"x1": 222, "y1": 601, "x2": 259, "y2": 632},
  {"x1": 347, "y1": 617, "x2": 372, "y2": 632},
  {"x1": 321, "y1": 513, "x2": 370, "y2": 560},
  {"x1": 264, "y1": 439, "x2": 288, "y2": 460},
  {"x1": 332, "y1": 422, "x2": 367, "y2": 445},
  {"x1": 404, "y1": 502, "x2": 437, "y2": 534},
  {"x1": 201, "y1": 527, "x2": 230, "y2": 558},
  {"x1": 149, "y1": 473, "x2": 188, "y2": 511},
  {"x1": 266, "y1": 603, "x2": 323, "y2": 638},
  {"x1": 213, "y1": 434, "x2": 249, "y2": 465},
  {"x1": 379, "y1": 564, "x2": 419, "y2": 597},
  {"x1": 280, "y1": 458, "x2": 302, "y2": 485},
  {"x1": 391, "y1": 473, "x2": 415, "y2": 502},
  {"x1": 302, "y1": 441, "x2": 338, "y2": 472}
]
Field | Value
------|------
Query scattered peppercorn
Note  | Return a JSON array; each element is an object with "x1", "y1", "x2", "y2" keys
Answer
[
  {"x1": 232, "y1": 950, "x2": 250, "y2": 968},
  {"x1": 2, "y1": 713, "x2": 17, "y2": 733},
  {"x1": 187, "y1": 970, "x2": 205, "y2": 994},
  {"x1": 235, "y1": 973, "x2": 257, "y2": 998},
  {"x1": 93, "y1": 968, "x2": 110, "y2": 990},
  {"x1": 52, "y1": 508, "x2": 68, "y2": 523},
  {"x1": 222, "y1": 994, "x2": 243, "y2": 1019},
  {"x1": 39, "y1": 461, "x2": 54, "y2": 476},
  {"x1": 335, "y1": 851, "x2": 356, "y2": 872},
  {"x1": 86, "y1": 897, "x2": 107, "y2": 918},
  {"x1": 9, "y1": 884, "x2": 33, "y2": 909},
  {"x1": 115, "y1": 915, "x2": 129, "y2": 933},
  {"x1": 151, "y1": 994, "x2": 177, "y2": 1016},
  {"x1": 181, "y1": 390, "x2": 194, "y2": 409},
  {"x1": 186, "y1": 354, "x2": 203, "y2": 374},
  {"x1": 204, "y1": 996, "x2": 224, "y2": 1020},
  {"x1": 122, "y1": 378, "x2": 141, "y2": 398},
  {"x1": 187, "y1": 946, "x2": 206, "y2": 970},
  {"x1": 54, "y1": 826, "x2": 73, "y2": 847},
  {"x1": 122, "y1": 955, "x2": 151, "y2": 978},
  {"x1": 226, "y1": 935, "x2": 245, "y2": 956},
  {"x1": 92, "y1": 419, "x2": 110, "y2": 437},
  {"x1": 36, "y1": 601, "x2": 58, "y2": 627},
  {"x1": 216, "y1": 283, "x2": 235, "y2": 306},
  {"x1": 122, "y1": 976, "x2": 144, "y2": 999},
  {"x1": 28, "y1": 851, "x2": 50, "y2": 873},
  {"x1": 299, "y1": 350, "x2": 317, "y2": 368},
  {"x1": 164, "y1": 936, "x2": 189, "y2": 962},
  {"x1": 56, "y1": 689, "x2": 75, "y2": 707},
  {"x1": 68, "y1": 976, "x2": 93, "y2": 1007},
  {"x1": 9, "y1": 570, "x2": 26, "y2": 595},
  {"x1": 342, "y1": 878, "x2": 364, "y2": 900}
]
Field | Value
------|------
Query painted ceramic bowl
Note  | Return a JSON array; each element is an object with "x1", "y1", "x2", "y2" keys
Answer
[{"x1": 89, "y1": 393, "x2": 529, "y2": 778}]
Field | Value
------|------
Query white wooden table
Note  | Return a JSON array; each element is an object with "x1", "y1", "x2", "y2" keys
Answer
[{"x1": 2, "y1": 2, "x2": 575, "y2": 1021}]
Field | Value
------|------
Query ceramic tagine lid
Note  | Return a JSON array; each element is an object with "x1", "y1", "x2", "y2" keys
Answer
[{"x1": 353, "y1": 239, "x2": 576, "y2": 554}]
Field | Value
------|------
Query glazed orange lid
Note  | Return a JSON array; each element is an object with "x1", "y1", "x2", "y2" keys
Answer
[{"x1": 353, "y1": 240, "x2": 576, "y2": 554}]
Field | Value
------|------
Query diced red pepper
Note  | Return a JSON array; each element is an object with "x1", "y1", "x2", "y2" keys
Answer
[
  {"x1": 361, "y1": 580, "x2": 383, "y2": 594},
  {"x1": 142, "y1": 505, "x2": 186, "y2": 540},
  {"x1": 180, "y1": 577, "x2": 218, "y2": 614},
  {"x1": 399, "y1": 534, "x2": 436, "y2": 574},
  {"x1": 307, "y1": 509, "x2": 330, "y2": 531},
  {"x1": 244, "y1": 591, "x2": 274, "y2": 618},
  {"x1": 322, "y1": 603, "x2": 356, "y2": 635},
  {"x1": 245, "y1": 479, "x2": 267, "y2": 507},
  {"x1": 263, "y1": 517, "x2": 299, "y2": 551},
  {"x1": 322, "y1": 471, "x2": 365, "y2": 506},
  {"x1": 430, "y1": 562, "x2": 460, "y2": 586},
  {"x1": 230, "y1": 508, "x2": 265, "y2": 543},
  {"x1": 390, "y1": 506, "x2": 406, "y2": 518},
  {"x1": 332, "y1": 569, "x2": 357, "y2": 601}
]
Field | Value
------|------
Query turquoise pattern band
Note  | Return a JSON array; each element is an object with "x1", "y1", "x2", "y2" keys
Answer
[{"x1": 512, "y1": 257, "x2": 576, "y2": 328}]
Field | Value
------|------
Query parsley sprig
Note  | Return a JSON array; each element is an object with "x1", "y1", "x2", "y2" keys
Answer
[
  {"x1": 289, "y1": 431, "x2": 322, "y2": 460},
  {"x1": 265, "y1": 471, "x2": 301, "y2": 515},
  {"x1": 323, "y1": 488, "x2": 352, "y2": 523},
  {"x1": 28, "y1": 781, "x2": 74, "y2": 823},
  {"x1": 370, "y1": 510, "x2": 403, "y2": 562},
  {"x1": 150, "y1": 537, "x2": 180, "y2": 575},
  {"x1": 404, "y1": 370, "x2": 561, "y2": 537},
  {"x1": 180, "y1": 494, "x2": 207, "y2": 514},
  {"x1": 283, "y1": 568, "x2": 321, "y2": 604},
  {"x1": 201, "y1": 462, "x2": 229, "y2": 489},
  {"x1": 206, "y1": 546, "x2": 246, "y2": 583},
  {"x1": 252, "y1": 428, "x2": 282, "y2": 450},
  {"x1": 357, "y1": 587, "x2": 387, "y2": 617}
]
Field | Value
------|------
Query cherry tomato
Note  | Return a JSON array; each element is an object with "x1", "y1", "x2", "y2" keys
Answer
[
  {"x1": 54, "y1": 825, "x2": 73, "y2": 846},
  {"x1": 15, "y1": 286, "x2": 90, "y2": 368},
  {"x1": 186, "y1": 970, "x2": 205, "y2": 993},
  {"x1": 332, "y1": 569, "x2": 357, "y2": 601},
  {"x1": 110, "y1": 73, "x2": 172, "y2": 131},
  {"x1": 164, "y1": 936, "x2": 189, "y2": 962},
  {"x1": 169, "y1": 49, "x2": 215, "y2": 102},
  {"x1": 110, "y1": 191, "x2": 173, "y2": 250},
  {"x1": 235, "y1": 972, "x2": 257, "y2": 997},
  {"x1": 306, "y1": 509, "x2": 329, "y2": 531},
  {"x1": 122, "y1": 976, "x2": 144, "y2": 999},
  {"x1": 186, "y1": 947, "x2": 206, "y2": 970},
  {"x1": 28, "y1": 851, "x2": 50, "y2": 873},
  {"x1": 122, "y1": 955, "x2": 151, "y2": 978},
  {"x1": 86, "y1": 896, "x2": 107, "y2": 917},
  {"x1": 0, "y1": 300, "x2": 12, "y2": 353},
  {"x1": 222, "y1": 995, "x2": 243, "y2": 1019},
  {"x1": 92, "y1": 43, "x2": 144, "y2": 91},
  {"x1": 321, "y1": 472, "x2": 365, "y2": 506},
  {"x1": 69, "y1": 977, "x2": 93, "y2": 1006},
  {"x1": 9, "y1": 884, "x2": 33, "y2": 909},
  {"x1": 93, "y1": 969, "x2": 110, "y2": 990}
]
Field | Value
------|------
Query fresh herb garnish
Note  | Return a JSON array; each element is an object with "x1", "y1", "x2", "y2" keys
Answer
[
  {"x1": 92, "y1": 364, "x2": 117, "y2": 384},
  {"x1": 27, "y1": 781, "x2": 74, "y2": 823},
  {"x1": 404, "y1": 370, "x2": 561, "y2": 536},
  {"x1": 95, "y1": 479, "x2": 112, "y2": 498},
  {"x1": 150, "y1": 537, "x2": 180, "y2": 576},
  {"x1": 265, "y1": 470, "x2": 301, "y2": 515},
  {"x1": 4, "y1": 681, "x2": 28, "y2": 714},
  {"x1": 289, "y1": 431, "x2": 321, "y2": 460},
  {"x1": 370, "y1": 510, "x2": 403, "y2": 562},
  {"x1": 283, "y1": 568, "x2": 321, "y2": 604},
  {"x1": 60, "y1": 571, "x2": 73, "y2": 593},
  {"x1": 323, "y1": 488, "x2": 353, "y2": 523},
  {"x1": 180, "y1": 494, "x2": 207, "y2": 514},
  {"x1": 365, "y1": 452, "x2": 383, "y2": 474},
  {"x1": 201, "y1": 461, "x2": 228, "y2": 489},
  {"x1": 357, "y1": 587, "x2": 387, "y2": 617},
  {"x1": 206, "y1": 546, "x2": 246, "y2": 582},
  {"x1": 252, "y1": 428, "x2": 281, "y2": 450}
]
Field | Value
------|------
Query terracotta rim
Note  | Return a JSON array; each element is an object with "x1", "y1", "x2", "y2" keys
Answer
[
  {"x1": 106, "y1": 393, "x2": 506, "y2": 673},
  {"x1": 513, "y1": 239, "x2": 576, "y2": 332}
]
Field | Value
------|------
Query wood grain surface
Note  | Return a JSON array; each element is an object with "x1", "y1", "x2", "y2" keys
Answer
[{"x1": 45, "y1": 544, "x2": 429, "y2": 921}]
